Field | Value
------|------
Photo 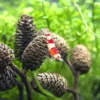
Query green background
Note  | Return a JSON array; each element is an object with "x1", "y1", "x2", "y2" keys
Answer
[{"x1": 0, "y1": 0, "x2": 100, "y2": 100}]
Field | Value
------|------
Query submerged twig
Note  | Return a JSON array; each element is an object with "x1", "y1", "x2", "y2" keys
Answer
[
  {"x1": 16, "y1": 80, "x2": 24, "y2": 100},
  {"x1": 64, "y1": 58, "x2": 76, "y2": 76},
  {"x1": 22, "y1": 63, "x2": 28, "y2": 75},
  {"x1": 9, "y1": 63, "x2": 32, "y2": 100},
  {"x1": 66, "y1": 88, "x2": 79, "y2": 100},
  {"x1": 64, "y1": 58, "x2": 80, "y2": 100},
  {"x1": 74, "y1": 71, "x2": 80, "y2": 92}
]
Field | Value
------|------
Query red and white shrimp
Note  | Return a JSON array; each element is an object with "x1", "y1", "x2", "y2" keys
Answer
[{"x1": 42, "y1": 28, "x2": 63, "y2": 61}]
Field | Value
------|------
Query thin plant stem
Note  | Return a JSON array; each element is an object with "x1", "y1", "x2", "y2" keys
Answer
[
  {"x1": 73, "y1": 1, "x2": 100, "y2": 38},
  {"x1": 42, "y1": 2, "x2": 50, "y2": 29},
  {"x1": 9, "y1": 63, "x2": 32, "y2": 100},
  {"x1": 91, "y1": 0, "x2": 98, "y2": 58},
  {"x1": 92, "y1": 0, "x2": 96, "y2": 32}
]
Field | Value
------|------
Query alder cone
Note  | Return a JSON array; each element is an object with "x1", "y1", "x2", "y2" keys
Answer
[
  {"x1": 70, "y1": 45, "x2": 91, "y2": 74},
  {"x1": 22, "y1": 36, "x2": 48, "y2": 70},
  {"x1": 31, "y1": 73, "x2": 68, "y2": 97},
  {"x1": 14, "y1": 14, "x2": 37, "y2": 60},
  {"x1": 0, "y1": 66, "x2": 16, "y2": 91},
  {"x1": 0, "y1": 43, "x2": 14, "y2": 70}
]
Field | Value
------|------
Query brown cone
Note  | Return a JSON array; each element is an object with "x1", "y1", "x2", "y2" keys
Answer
[
  {"x1": 22, "y1": 35, "x2": 48, "y2": 70},
  {"x1": 70, "y1": 45, "x2": 91, "y2": 74},
  {"x1": 31, "y1": 73, "x2": 68, "y2": 97},
  {"x1": 14, "y1": 14, "x2": 37, "y2": 60},
  {"x1": 0, "y1": 66, "x2": 16, "y2": 91},
  {"x1": 0, "y1": 43, "x2": 14, "y2": 70}
]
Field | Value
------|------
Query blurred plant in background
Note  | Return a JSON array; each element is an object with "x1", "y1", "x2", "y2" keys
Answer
[{"x1": 0, "y1": 0, "x2": 100, "y2": 100}]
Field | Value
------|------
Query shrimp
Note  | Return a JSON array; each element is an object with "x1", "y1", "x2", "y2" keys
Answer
[{"x1": 42, "y1": 28, "x2": 63, "y2": 61}]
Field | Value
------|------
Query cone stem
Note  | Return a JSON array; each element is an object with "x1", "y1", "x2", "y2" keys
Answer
[
  {"x1": 64, "y1": 58, "x2": 80, "y2": 100},
  {"x1": 16, "y1": 80, "x2": 24, "y2": 100},
  {"x1": 9, "y1": 63, "x2": 32, "y2": 100},
  {"x1": 64, "y1": 58, "x2": 76, "y2": 76},
  {"x1": 74, "y1": 71, "x2": 80, "y2": 91},
  {"x1": 66, "y1": 88, "x2": 79, "y2": 100}
]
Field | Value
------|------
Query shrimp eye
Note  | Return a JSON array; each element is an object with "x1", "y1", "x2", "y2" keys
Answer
[{"x1": 58, "y1": 55, "x2": 60, "y2": 58}]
